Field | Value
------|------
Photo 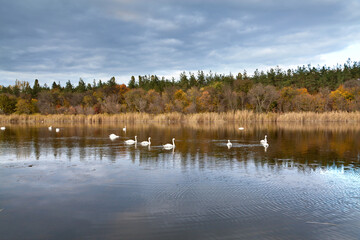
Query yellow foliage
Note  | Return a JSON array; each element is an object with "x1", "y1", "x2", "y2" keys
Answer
[
  {"x1": 330, "y1": 85, "x2": 354, "y2": 101},
  {"x1": 297, "y1": 88, "x2": 309, "y2": 95},
  {"x1": 280, "y1": 86, "x2": 297, "y2": 100},
  {"x1": 174, "y1": 89, "x2": 187, "y2": 101}
]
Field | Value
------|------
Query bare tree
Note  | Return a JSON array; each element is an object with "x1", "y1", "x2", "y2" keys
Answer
[
  {"x1": 102, "y1": 94, "x2": 122, "y2": 113},
  {"x1": 37, "y1": 91, "x2": 56, "y2": 114},
  {"x1": 186, "y1": 87, "x2": 201, "y2": 113},
  {"x1": 248, "y1": 84, "x2": 279, "y2": 112},
  {"x1": 223, "y1": 85, "x2": 238, "y2": 112},
  {"x1": 146, "y1": 90, "x2": 164, "y2": 114},
  {"x1": 124, "y1": 89, "x2": 147, "y2": 112},
  {"x1": 238, "y1": 91, "x2": 247, "y2": 110}
]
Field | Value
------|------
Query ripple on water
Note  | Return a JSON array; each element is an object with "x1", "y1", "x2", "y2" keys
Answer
[{"x1": 2, "y1": 125, "x2": 360, "y2": 239}]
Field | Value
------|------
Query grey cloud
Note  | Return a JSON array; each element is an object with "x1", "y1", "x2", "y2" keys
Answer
[{"x1": 0, "y1": 0, "x2": 359, "y2": 86}]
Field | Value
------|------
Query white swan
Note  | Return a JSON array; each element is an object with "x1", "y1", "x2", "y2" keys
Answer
[
  {"x1": 227, "y1": 140, "x2": 232, "y2": 149},
  {"x1": 238, "y1": 127, "x2": 244, "y2": 130},
  {"x1": 125, "y1": 136, "x2": 137, "y2": 145},
  {"x1": 123, "y1": 126, "x2": 126, "y2": 132},
  {"x1": 55, "y1": 128, "x2": 60, "y2": 132},
  {"x1": 0, "y1": 127, "x2": 5, "y2": 130},
  {"x1": 260, "y1": 135, "x2": 267, "y2": 144},
  {"x1": 163, "y1": 138, "x2": 175, "y2": 149},
  {"x1": 141, "y1": 137, "x2": 151, "y2": 146},
  {"x1": 109, "y1": 133, "x2": 119, "y2": 140},
  {"x1": 48, "y1": 126, "x2": 52, "y2": 131}
]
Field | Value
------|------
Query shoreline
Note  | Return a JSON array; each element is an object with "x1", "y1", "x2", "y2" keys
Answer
[{"x1": 1, "y1": 111, "x2": 360, "y2": 124}]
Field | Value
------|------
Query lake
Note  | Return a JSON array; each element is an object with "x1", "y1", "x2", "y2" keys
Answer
[{"x1": 1, "y1": 123, "x2": 360, "y2": 239}]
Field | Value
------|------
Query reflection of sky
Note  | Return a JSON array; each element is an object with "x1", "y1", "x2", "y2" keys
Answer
[
  {"x1": 1, "y1": 150, "x2": 360, "y2": 239},
  {"x1": 1, "y1": 125, "x2": 360, "y2": 238}
]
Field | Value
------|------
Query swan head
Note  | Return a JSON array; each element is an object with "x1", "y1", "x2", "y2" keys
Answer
[{"x1": 228, "y1": 140, "x2": 231, "y2": 143}]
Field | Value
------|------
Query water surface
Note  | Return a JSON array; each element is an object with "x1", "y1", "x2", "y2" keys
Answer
[{"x1": 1, "y1": 123, "x2": 360, "y2": 239}]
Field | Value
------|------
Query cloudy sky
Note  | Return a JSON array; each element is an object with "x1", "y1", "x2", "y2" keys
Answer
[{"x1": 1, "y1": 0, "x2": 359, "y2": 86}]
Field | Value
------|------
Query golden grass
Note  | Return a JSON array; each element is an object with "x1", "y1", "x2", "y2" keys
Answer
[
  {"x1": 1, "y1": 111, "x2": 360, "y2": 124},
  {"x1": 276, "y1": 111, "x2": 360, "y2": 122}
]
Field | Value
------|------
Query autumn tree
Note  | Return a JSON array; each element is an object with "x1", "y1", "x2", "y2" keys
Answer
[
  {"x1": 222, "y1": 85, "x2": 238, "y2": 112},
  {"x1": 198, "y1": 91, "x2": 213, "y2": 112},
  {"x1": 173, "y1": 89, "x2": 189, "y2": 112},
  {"x1": 279, "y1": 87, "x2": 297, "y2": 112},
  {"x1": 145, "y1": 90, "x2": 163, "y2": 113},
  {"x1": 186, "y1": 87, "x2": 201, "y2": 113},
  {"x1": 124, "y1": 89, "x2": 147, "y2": 112},
  {"x1": 15, "y1": 99, "x2": 36, "y2": 114},
  {"x1": 37, "y1": 92, "x2": 56, "y2": 114},
  {"x1": 293, "y1": 88, "x2": 313, "y2": 111},
  {"x1": 329, "y1": 85, "x2": 354, "y2": 111},
  {"x1": 102, "y1": 94, "x2": 122, "y2": 114},
  {"x1": 248, "y1": 84, "x2": 279, "y2": 112},
  {"x1": 0, "y1": 94, "x2": 17, "y2": 114}
]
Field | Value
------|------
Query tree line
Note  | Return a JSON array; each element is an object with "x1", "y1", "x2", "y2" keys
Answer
[{"x1": 1, "y1": 60, "x2": 360, "y2": 115}]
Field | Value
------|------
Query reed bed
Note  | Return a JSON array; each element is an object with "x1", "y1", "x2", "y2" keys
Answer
[
  {"x1": 1, "y1": 111, "x2": 360, "y2": 124},
  {"x1": 276, "y1": 111, "x2": 360, "y2": 122}
]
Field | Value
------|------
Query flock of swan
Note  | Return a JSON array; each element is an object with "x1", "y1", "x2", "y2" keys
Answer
[
  {"x1": 1, "y1": 124, "x2": 268, "y2": 151},
  {"x1": 226, "y1": 134, "x2": 268, "y2": 150},
  {"x1": 112, "y1": 133, "x2": 175, "y2": 150},
  {"x1": 109, "y1": 125, "x2": 176, "y2": 149},
  {"x1": 48, "y1": 126, "x2": 60, "y2": 132},
  {"x1": 2, "y1": 125, "x2": 61, "y2": 132},
  {"x1": 110, "y1": 126, "x2": 268, "y2": 151}
]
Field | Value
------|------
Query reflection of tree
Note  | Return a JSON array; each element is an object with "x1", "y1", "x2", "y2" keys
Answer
[{"x1": 1, "y1": 123, "x2": 359, "y2": 172}]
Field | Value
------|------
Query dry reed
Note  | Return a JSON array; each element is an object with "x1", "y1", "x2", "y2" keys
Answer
[{"x1": 1, "y1": 111, "x2": 360, "y2": 124}]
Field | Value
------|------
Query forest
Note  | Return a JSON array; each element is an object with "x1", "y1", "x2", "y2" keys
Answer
[{"x1": 1, "y1": 60, "x2": 360, "y2": 115}]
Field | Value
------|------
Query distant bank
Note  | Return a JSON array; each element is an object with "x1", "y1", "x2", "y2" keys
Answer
[{"x1": 1, "y1": 111, "x2": 360, "y2": 124}]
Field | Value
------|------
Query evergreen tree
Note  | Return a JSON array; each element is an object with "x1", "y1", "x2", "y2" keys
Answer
[
  {"x1": 75, "y1": 78, "x2": 87, "y2": 93},
  {"x1": 197, "y1": 71, "x2": 205, "y2": 87},
  {"x1": 189, "y1": 73, "x2": 197, "y2": 87},
  {"x1": 64, "y1": 80, "x2": 74, "y2": 92},
  {"x1": 107, "y1": 77, "x2": 116, "y2": 87},
  {"x1": 51, "y1": 81, "x2": 59, "y2": 90},
  {"x1": 32, "y1": 79, "x2": 41, "y2": 98},
  {"x1": 179, "y1": 72, "x2": 189, "y2": 90},
  {"x1": 128, "y1": 76, "x2": 137, "y2": 89}
]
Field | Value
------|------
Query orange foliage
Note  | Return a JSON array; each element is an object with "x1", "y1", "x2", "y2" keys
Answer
[
  {"x1": 198, "y1": 91, "x2": 212, "y2": 112},
  {"x1": 116, "y1": 84, "x2": 129, "y2": 95},
  {"x1": 296, "y1": 88, "x2": 309, "y2": 95}
]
